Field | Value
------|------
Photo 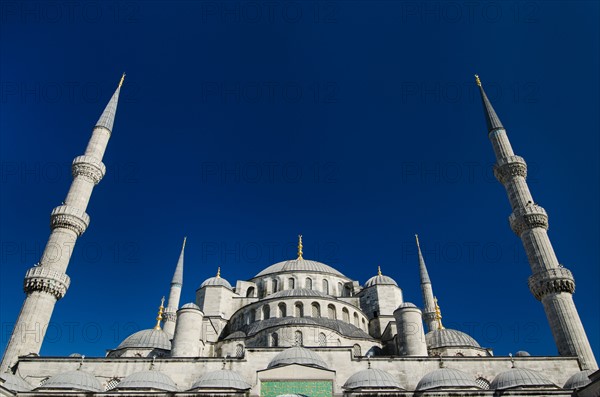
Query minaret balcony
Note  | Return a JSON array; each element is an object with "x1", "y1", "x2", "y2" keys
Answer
[
  {"x1": 509, "y1": 204, "x2": 548, "y2": 236},
  {"x1": 494, "y1": 155, "x2": 527, "y2": 184},
  {"x1": 72, "y1": 155, "x2": 106, "y2": 185},
  {"x1": 50, "y1": 205, "x2": 90, "y2": 236},
  {"x1": 528, "y1": 267, "x2": 575, "y2": 300},
  {"x1": 24, "y1": 266, "x2": 71, "y2": 300}
]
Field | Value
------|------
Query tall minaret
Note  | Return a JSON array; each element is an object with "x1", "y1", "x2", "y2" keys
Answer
[
  {"x1": 163, "y1": 237, "x2": 186, "y2": 337},
  {"x1": 0, "y1": 75, "x2": 125, "y2": 372},
  {"x1": 476, "y1": 75, "x2": 597, "y2": 369},
  {"x1": 416, "y1": 235, "x2": 438, "y2": 332}
]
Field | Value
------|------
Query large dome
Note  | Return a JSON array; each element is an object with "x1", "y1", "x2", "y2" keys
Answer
[
  {"x1": 191, "y1": 370, "x2": 251, "y2": 390},
  {"x1": 563, "y1": 370, "x2": 594, "y2": 389},
  {"x1": 426, "y1": 328, "x2": 480, "y2": 349},
  {"x1": 268, "y1": 346, "x2": 328, "y2": 369},
  {"x1": 116, "y1": 371, "x2": 178, "y2": 391},
  {"x1": 255, "y1": 259, "x2": 346, "y2": 278},
  {"x1": 490, "y1": 368, "x2": 556, "y2": 390},
  {"x1": 116, "y1": 329, "x2": 171, "y2": 350},
  {"x1": 37, "y1": 371, "x2": 102, "y2": 392},
  {"x1": 343, "y1": 368, "x2": 404, "y2": 390},
  {"x1": 416, "y1": 368, "x2": 479, "y2": 391}
]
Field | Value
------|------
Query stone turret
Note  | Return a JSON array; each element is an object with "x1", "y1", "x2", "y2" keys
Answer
[
  {"x1": 163, "y1": 237, "x2": 186, "y2": 337},
  {"x1": 393, "y1": 302, "x2": 427, "y2": 356},
  {"x1": 0, "y1": 75, "x2": 125, "y2": 373},
  {"x1": 476, "y1": 74, "x2": 597, "y2": 369},
  {"x1": 171, "y1": 303, "x2": 204, "y2": 357}
]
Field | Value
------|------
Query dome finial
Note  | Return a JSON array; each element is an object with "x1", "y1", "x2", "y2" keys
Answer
[
  {"x1": 377, "y1": 266, "x2": 382, "y2": 276},
  {"x1": 474, "y1": 74, "x2": 481, "y2": 87},
  {"x1": 297, "y1": 235, "x2": 303, "y2": 260},
  {"x1": 509, "y1": 353, "x2": 515, "y2": 368},
  {"x1": 216, "y1": 267, "x2": 221, "y2": 278},
  {"x1": 434, "y1": 296, "x2": 444, "y2": 329},
  {"x1": 118, "y1": 73, "x2": 126, "y2": 88},
  {"x1": 154, "y1": 297, "x2": 165, "y2": 330}
]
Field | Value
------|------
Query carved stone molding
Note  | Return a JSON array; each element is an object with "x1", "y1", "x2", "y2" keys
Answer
[
  {"x1": 163, "y1": 310, "x2": 177, "y2": 323},
  {"x1": 494, "y1": 155, "x2": 527, "y2": 184},
  {"x1": 72, "y1": 155, "x2": 106, "y2": 185},
  {"x1": 528, "y1": 267, "x2": 575, "y2": 300},
  {"x1": 509, "y1": 204, "x2": 548, "y2": 236},
  {"x1": 50, "y1": 205, "x2": 90, "y2": 236},
  {"x1": 24, "y1": 266, "x2": 71, "y2": 300}
]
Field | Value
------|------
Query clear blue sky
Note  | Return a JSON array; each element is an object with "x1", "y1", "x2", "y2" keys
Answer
[{"x1": 1, "y1": 1, "x2": 598, "y2": 359}]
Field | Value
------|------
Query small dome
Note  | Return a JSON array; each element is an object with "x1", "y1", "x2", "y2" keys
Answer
[
  {"x1": 416, "y1": 368, "x2": 479, "y2": 391},
  {"x1": 0, "y1": 373, "x2": 33, "y2": 392},
  {"x1": 117, "y1": 329, "x2": 171, "y2": 350},
  {"x1": 268, "y1": 346, "x2": 328, "y2": 369},
  {"x1": 426, "y1": 328, "x2": 480, "y2": 349},
  {"x1": 563, "y1": 370, "x2": 594, "y2": 390},
  {"x1": 201, "y1": 276, "x2": 232, "y2": 289},
  {"x1": 38, "y1": 371, "x2": 102, "y2": 392},
  {"x1": 343, "y1": 368, "x2": 404, "y2": 390},
  {"x1": 364, "y1": 274, "x2": 398, "y2": 288},
  {"x1": 191, "y1": 370, "x2": 250, "y2": 390},
  {"x1": 116, "y1": 371, "x2": 178, "y2": 391},
  {"x1": 269, "y1": 289, "x2": 328, "y2": 299},
  {"x1": 181, "y1": 302, "x2": 201, "y2": 309},
  {"x1": 490, "y1": 368, "x2": 556, "y2": 390},
  {"x1": 255, "y1": 259, "x2": 346, "y2": 278},
  {"x1": 515, "y1": 351, "x2": 531, "y2": 357},
  {"x1": 397, "y1": 302, "x2": 418, "y2": 309},
  {"x1": 68, "y1": 353, "x2": 83, "y2": 357}
]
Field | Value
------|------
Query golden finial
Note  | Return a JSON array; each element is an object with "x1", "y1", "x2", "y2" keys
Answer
[
  {"x1": 182, "y1": 236, "x2": 187, "y2": 249},
  {"x1": 474, "y1": 74, "x2": 481, "y2": 87},
  {"x1": 153, "y1": 296, "x2": 165, "y2": 330},
  {"x1": 297, "y1": 235, "x2": 303, "y2": 260},
  {"x1": 434, "y1": 296, "x2": 444, "y2": 329},
  {"x1": 216, "y1": 267, "x2": 221, "y2": 278},
  {"x1": 377, "y1": 266, "x2": 382, "y2": 276},
  {"x1": 415, "y1": 234, "x2": 421, "y2": 248},
  {"x1": 118, "y1": 73, "x2": 126, "y2": 88}
]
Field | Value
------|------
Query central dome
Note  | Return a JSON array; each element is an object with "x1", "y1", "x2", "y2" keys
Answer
[{"x1": 255, "y1": 259, "x2": 346, "y2": 278}]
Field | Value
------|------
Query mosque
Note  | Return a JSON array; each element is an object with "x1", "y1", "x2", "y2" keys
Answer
[{"x1": 0, "y1": 74, "x2": 598, "y2": 396}]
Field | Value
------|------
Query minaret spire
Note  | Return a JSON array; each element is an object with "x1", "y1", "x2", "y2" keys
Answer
[
  {"x1": 416, "y1": 234, "x2": 439, "y2": 332},
  {"x1": 163, "y1": 237, "x2": 186, "y2": 337},
  {"x1": 1, "y1": 76, "x2": 124, "y2": 372},
  {"x1": 478, "y1": 75, "x2": 597, "y2": 369}
]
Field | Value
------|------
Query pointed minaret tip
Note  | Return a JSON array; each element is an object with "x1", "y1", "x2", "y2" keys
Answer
[
  {"x1": 474, "y1": 73, "x2": 504, "y2": 131},
  {"x1": 96, "y1": 74, "x2": 125, "y2": 132},
  {"x1": 474, "y1": 74, "x2": 481, "y2": 87},
  {"x1": 416, "y1": 234, "x2": 431, "y2": 284},
  {"x1": 118, "y1": 73, "x2": 126, "y2": 88}
]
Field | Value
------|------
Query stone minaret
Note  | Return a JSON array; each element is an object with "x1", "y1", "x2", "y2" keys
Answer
[
  {"x1": 163, "y1": 237, "x2": 186, "y2": 337},
  {"x1": 476, "y1": 75, "x2": 597, "y2": 369},
  {"x1": 0, "y1": 75, "x2": 125, "y2": 373},
  {"x1": 416, "y1": 235, "x2": 438, "y2": 332}
]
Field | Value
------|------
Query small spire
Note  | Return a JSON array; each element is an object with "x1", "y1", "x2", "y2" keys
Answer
[
  {"x1": 474, "y1": 74, "x2": 504, "y2": 132},
  {"x1": 171, "y1": 237, "x2": 186, "y2": 286},
  {"x1": 377, "y1": 266, "x2": 382, "y2": 276},
  {"x1": 509, "y1": 353, "x2": 515, "y2": 368},
  {"x1": 297, "y1": 235, "x2": 303, "y2": 260},
  {"x1": 416, "y1": 234, "x2": 431, "y2": 284},
  {"x1": 118, "y1": 73, "x2": 126, "y2": 88},
  {"x1": 153, "y1": 297, "x2": 165, "y2": 330},
  {"x1": 216, "y1": 267, "x2": 221, "y2": 278},
  {"x1": 96, "y1": 74, "x2": 125, "y2": 132},
  {"x1": 434, "y1": 296, "x2": 444, "y2": 329}
]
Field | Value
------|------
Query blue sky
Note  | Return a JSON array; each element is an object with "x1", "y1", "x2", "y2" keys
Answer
[{"x1": 0, "y1": 1, "x2": 598, "y2": 359}]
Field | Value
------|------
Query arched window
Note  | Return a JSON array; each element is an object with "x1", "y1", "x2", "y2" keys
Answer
[
  {"x1": 476, "y1": 377, "x2": 491, "y2": 389},
  {"x1": 294, "y1": 330, "x2": 303, "y2": 346},
  {"x1": 305, "y1": 277, "x2": 312, "y2": 290},
  {"x1": 288, "y1": 278, "x2": 295, "y2": 289},
  {"x1": 353, "y1": 344, "x2": 361, "y2": 357},
  {"x1": 361, "y1": 318, "x2": 366, "y2": 330},
  {"x1": 318, "y1": 332, "x2": 327, "y2": 347},
  {"x1": 278, "y1": 302, "x2": 287, "y2": 317},
  {"x1": 246, "y1": 287, "x2": 255, "y2": 298},
  {"x1": 337, "y1": 282, "x2": 343, "y2": 296},
  {"x1": 344, "y1": 284, "x2": 352, "y2": 297},
  {"x1": 311, "y1": 302, "x2": 321, "y2": 317},
  {"x1": 105, "y1": 378, "x2": 120, "y2": 391},
  {"x1": 249, "y1": 309, "x2": 256, "y2": 323},
  {"x1": 235, "y1": 344, "x2": 244, "y2": 358},
  {"x1": 353, "y1": 312, "x2": 360, "y2": 327},
  {"x1": 327, "y1": 304, "x2": 336, "y2": 320},
  {"x1": 262, "y1": 305, "x2": 270, "y2": 320},
  {"x1": 342, "y1": 308, "x2": 350, "y2": 322},
  {"x1": 272, "y1": 279, "x2": 279, "y2": 292},
  {"x1": 322, "y1": 279, "x2": 329, "y2": 294},
  {"x1": 295, "y1": 302, "x2": 304, "y2": 317},
  {"x1": 271, "y1": 333, "x2": 279, "y2": 347}
]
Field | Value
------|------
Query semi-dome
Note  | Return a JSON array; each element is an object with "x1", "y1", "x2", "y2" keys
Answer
[
  {"x1": 37, "y1": 370, "x2": 102, "y2": 392},
  {"x1": 181, "y1": 302, "x2": 201, "y2": 309},
  {"x1": 201, "y1": 276, "x2": 232, "y2": 289},
  {"x1": 563, "y1": 370, "x2": 594, "y2": 389},
  {"x1": 416, "y1": 368, "x2": 479, "y2": 391},
  {"x1": 343, "y1": 368, "x2": 404, "y2": 390},
  {"x1": 191, "y1": 370, "x2": 251, "y2": 390},
  {"x1": 255, "y1": 259, "x2": 346, "y2": 278},
  {"x1": 268, "y1": 346, "x2": 328, "y2": 369},
  {"x1": 0, "y1": 373, "x2": 34, "y2": 392},
  {"x1": 269, "y1": 288, "x2": 328, "y2": 299},
  {"x1": 116, "y1": 370, "x2": 178, "y2": 391},
  {"x1": 426, "y1": 328, "x2": 480, "y2": 349},
  {"x1": 490, "y1": 368, "x2": 556, "y2": 390},
  {"x1": 116, "y1": 328, "x2": 171, "y2": 350}
]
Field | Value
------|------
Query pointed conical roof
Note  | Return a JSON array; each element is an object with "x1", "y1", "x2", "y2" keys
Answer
[
  {"x1": 416, "y1": 234, "x2": 430, "y2": 284},
  {"x1": 171, "y1": 237, "x2": 186, "y2": 286},
  {"x1": 95, "y1": 73, "x2": 125, "y2": 132},
  {"x1": 475, "y1": 74, "x2": 504, "y2": 132}
]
